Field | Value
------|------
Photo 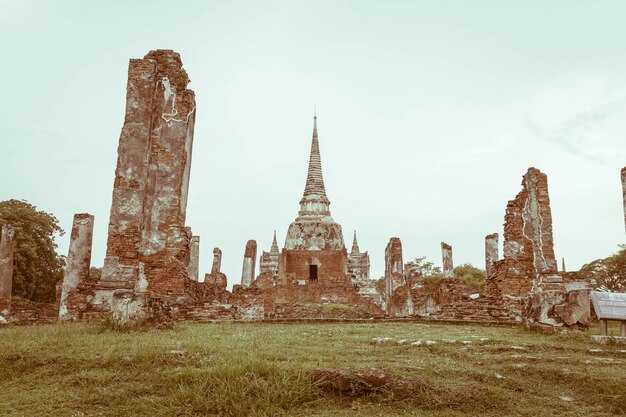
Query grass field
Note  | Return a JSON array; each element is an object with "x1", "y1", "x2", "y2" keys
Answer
[{"x1": 0, "y1": 321, "x2": 624, "y2": 416}]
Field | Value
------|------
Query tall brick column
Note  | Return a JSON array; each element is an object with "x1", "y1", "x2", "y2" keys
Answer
[
  {"x1": 59, "y1": 214, "x2": 94, "y2": 320},
  {"x1": 188, "y1": 236, "x2": 200, "y2": 281},
  {"x1": 241, "y1": 240, "x2": 257, "y2": 287},
  {"x1": 100, "y1": 49, "x2": 196, "y2": 296},
  {"x1": 485, "y1": 233, "x2": 499, "y2": 278},
  {"x1": 0, "y1": 225, "x2": 15, "y2": 310},
  {"x1": 211, "y1": 247, "x2": 222, "y2": 274},
  {"x1": 441, "y1": 242, "x2": 453, "y2": 278},
  {"x1": 384, "y1": 237, "x2": 403, "y2": 302}
]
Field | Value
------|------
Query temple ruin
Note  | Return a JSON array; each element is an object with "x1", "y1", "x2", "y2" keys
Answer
[
  {"x1": 3, "y1": 49, "x2": 599, "y2": 329},
  {"x1": 383, "y1": 168, "x2": 591, "y2": 327}
]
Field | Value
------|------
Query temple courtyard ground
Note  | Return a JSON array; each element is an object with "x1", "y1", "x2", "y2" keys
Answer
[{"x1": 1, "y1": 321, "x2": 624, "y2": 416}]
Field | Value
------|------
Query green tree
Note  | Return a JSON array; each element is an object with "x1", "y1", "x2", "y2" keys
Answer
[
  {"x1": 405, "y1": 257, "x2": 444, "y2": 293},
  {"x1": 453, "y1": 263, "x2": 486, "y2": 292},
  {"x1": 0, "y1": 199, "x2": 65, "y2": 302},
  {"x1": 579, "y1": 245, "x2": 626, "y2": 292}
]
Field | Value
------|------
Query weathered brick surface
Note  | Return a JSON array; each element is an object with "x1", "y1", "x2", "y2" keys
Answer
[
  {"x1": 484, "y1": 233, "x2": 498, "y2": 278},
  {"x1": 441, "y1": 242, "x2": 453, "y2": 278},
  {"x1": 211, "y1": 247, "x2": 222, "y2": 274},
  {"x1": 100, "y1": 49, "x2": 196, "y2": 298},
  {"x1": 486, "y1": 168, "x2": 557, "y2": 302},
  {"x1": 384, "y1": 237, "x2": 403, "y2": 311},
  {"x1": 188, "y1": 235, "x2": 200, "y2": 281},
  {"x1": 240, "y1": 240, "x2": 257, "y2": 287},
  {"x1": 59, "y1": 213, "x2": 95, "y2": 320},
  {"x1": 0, "y1": 224, "x2": 15, "y2": 310}
]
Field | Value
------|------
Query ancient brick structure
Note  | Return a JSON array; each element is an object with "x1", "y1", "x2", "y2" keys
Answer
[
  {"x1": 59, "y1": 214, "x2": 94, "y2": 320},
  {"x1": 347, "y1": 231, "x2": 370, "y2": 284},
  {"x1": 0, "y1": 225, "x2": 15, "y2": 310},
  {"x1": 484, "y1": 233, "x2": 498, "y2": 278},
  {"x1": 488, "y1": 168, "x2": 557, "y2": 304},
  {"x1": 259, "y1": 231, "x2": 280, "y2": 278},
  {"x1": 441, "y1": 242, "x2": 453, "y2": 278},
  {"x1": 622, "y1": 167, "x2": 626, "y2": 235},
  {"x1": 188, "y1": 235, "x2": 200, "y2": 281},
  {"x1": 211, "y1": 247, "x2": 222, "y2": 274},
  {"x1": 240, "y1": 240, "x2": 257, "y2": 287},
  {"x1": 228, "y1": 115, "x2": 382, "y2": 319},
  {"x1": 486, "y1": 167, "x2": 589, "y2": 326},
  {"x1": 384, "y1": 238, "x2": 403, "y2": 298},
  {"x1": 99, "y1": 49, "x2": 196, "y2": 298}
]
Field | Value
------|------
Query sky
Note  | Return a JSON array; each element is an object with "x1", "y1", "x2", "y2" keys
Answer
[{"x1": 1, "y1": 0, "x2": 625, "y2": 288}]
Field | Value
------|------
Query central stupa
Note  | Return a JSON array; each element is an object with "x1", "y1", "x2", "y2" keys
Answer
[{"x1": 284, "y1": 115, "x2": 346, "y2": 251}]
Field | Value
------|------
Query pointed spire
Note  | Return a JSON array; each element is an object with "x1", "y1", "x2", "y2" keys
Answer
[
  {"x1": 350, "y1": 230, "x2": 360, "y2": 256},
  {"x1": 270, "y1": 230, "x2": 279, "y2": 253},
  {"x1": 302, "y1": 113, "x2": 328, "y2": 199}
]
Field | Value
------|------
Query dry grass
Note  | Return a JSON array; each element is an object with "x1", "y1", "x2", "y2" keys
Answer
[{"x1": 0, "y1": 321, "x2": 624, "y2": 416}]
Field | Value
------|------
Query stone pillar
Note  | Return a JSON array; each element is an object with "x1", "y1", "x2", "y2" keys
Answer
[
  {"x1": 0, "y1": 225, "x2": 15, "y2": 309},
  {"x1": 211, "y1": 247, "x2": 222, "y2": 274},
  {"x1": 100, "y1": 49, "x2": 196, "y2": 296},
  {"x1": 59, "y1": 214, "x2": 95, "y2": 320},
  {"x1": 441, "y1": 242, "x2": 453, "y2": 278},
  {"x1": 622, "y1": 167, "x2": 626, "y2": 235},
  {"x1": 562, "y1": 257, "x2": 566, "y2": 273},
  {"x1": 485, "y1": 233, "x2": 499, "y2": 278},
  {"x1": 241, "y1": 240, "x2": 257, "y2": 287},
  {"x1": 384, "y1": 237, "x2": 404, "y2": 300},
  {"x1": 188, "y1": 236, "x2": 200, "y2": 281}
]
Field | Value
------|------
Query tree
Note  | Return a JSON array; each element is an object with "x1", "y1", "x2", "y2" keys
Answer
[
  {"x1": 453, "y1": 263, "x2": 486, "y2": 292},
  {"x1": 405, "y1": 257, "x2": 444, "y2": 293},
  {"x1": 0, "y1": 200, "x2": 65, "y2": 302},
  {"x1": 579, "y1": 245, "x2": 626, "y2": 292}
]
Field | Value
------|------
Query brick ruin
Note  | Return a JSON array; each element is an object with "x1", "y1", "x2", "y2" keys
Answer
[
  {"x1": 441, "y1": 242, "x2": 453, "y2": 278},
  {"x1": 240, "y1": 240, "x2": 257, "y2": 287},
  {"x1": 484, "y1": 233, "x2": 499, "y2": 278},
  {"x1": 228, "y1": 115, "x2": 383, "y2": 320},
  {"x1": 384, "y1": 167, "x2": 591, "y2": 327},
  {"x1": 58, "y1": 214, "x2": 94, "y2": 320},
  {"x1": 3, "y1": 49, "x2": 604, "y2": 329},
  {"x1": 188, "y1": 235, "x2": 200, "y2": 282},
  {"x1": 0, "y1": 225, "x2": 15, "y2": 311},
  {"x1": 259, "y1": 232, "x2": 280, "y2": 278},
  {"x1": 56, "y1": 49, "x2": 238, "y2": 324}
]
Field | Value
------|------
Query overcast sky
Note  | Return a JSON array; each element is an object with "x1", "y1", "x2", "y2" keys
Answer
[{"x1": 1, "y1": 0, "x2": 625, "y2": 288}]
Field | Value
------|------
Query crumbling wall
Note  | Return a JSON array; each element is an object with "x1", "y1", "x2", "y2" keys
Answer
[
  {"x1": 0, "y1": 225, "x2": 15, "y2": 310},
  {"x1": 486, "y1": 167, "x2": 589, "y2": 327},
  {"x1": 59, "y1": 214, "x2": 94, "y2": 320}
]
